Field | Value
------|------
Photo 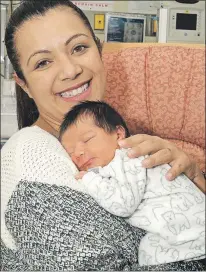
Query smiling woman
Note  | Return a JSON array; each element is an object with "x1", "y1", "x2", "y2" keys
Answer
[
  {"x1": 1, "y1": 0, "x2": 205, "y2": 270},
  {"x1": 12, "y1": 6, "x2": 105, "y2": 133}
]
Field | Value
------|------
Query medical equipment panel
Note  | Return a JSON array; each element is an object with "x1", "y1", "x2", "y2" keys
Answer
[{"x1": 167, "y1": 7, "x2": 205, "y2": 43}]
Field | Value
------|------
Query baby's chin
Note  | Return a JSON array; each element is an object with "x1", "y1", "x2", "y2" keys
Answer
[
  {"x1": 83, "y1": 164, "x2": 100, "y2": 171},
  {"x1": 80, "y1": 163, "x2": 102, "y2": 172},
  {"x1": 78, "y1": 160, "x2": 101, "y2": 171}
]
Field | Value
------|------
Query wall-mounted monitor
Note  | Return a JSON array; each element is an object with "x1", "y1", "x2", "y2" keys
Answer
[
  {"x1": 176, "y1": 13, "x2": 197, "y2": 30},
  {"x1": 167, "y1": 7, "x2": 205, "y2": 43}
]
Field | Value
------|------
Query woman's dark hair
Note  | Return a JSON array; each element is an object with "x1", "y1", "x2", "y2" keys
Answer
[
  {"x1": 59, "y1": 101, "x2": 130, "y2": 141},
  {"x1": 5, "y1": 0, "x2": 102, "y2": 129}
]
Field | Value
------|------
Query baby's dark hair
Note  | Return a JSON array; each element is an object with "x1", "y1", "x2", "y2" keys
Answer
[{"x1": 59, "y1": 101, "x2": 130, "y2": 140}]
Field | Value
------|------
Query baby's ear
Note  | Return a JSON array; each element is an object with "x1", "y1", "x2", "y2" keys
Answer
[{"x1": 116, "y1": 125, "x2": 126, "y2": 140}]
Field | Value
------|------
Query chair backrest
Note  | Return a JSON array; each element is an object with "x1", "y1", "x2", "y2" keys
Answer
[{"x1": 102, "y1": 43, "x2": 205, "y2": 171}]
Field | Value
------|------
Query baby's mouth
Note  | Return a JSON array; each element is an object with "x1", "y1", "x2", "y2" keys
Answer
[
  {"x1": 60, "y1": 81, "x2": 90, "y2": 98},
  {"x1": 79, "y1": 158, "x2": 95, "y2": 171}
]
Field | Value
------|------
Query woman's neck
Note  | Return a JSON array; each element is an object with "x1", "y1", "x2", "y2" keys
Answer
[{"x1": 32, "y1": 116, "x2": 59, "y2": 138}]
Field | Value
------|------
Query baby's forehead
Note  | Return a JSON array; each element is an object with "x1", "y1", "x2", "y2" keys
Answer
[
  {"x1": 76, "y1": 115, "x2": 95, "y2": 125},
  {"x1": 66, "y1": 116, "x2": 97, "y2": 135},
  {"x1": 72, "y1": 115, "x2": 94, "y2": 128}
]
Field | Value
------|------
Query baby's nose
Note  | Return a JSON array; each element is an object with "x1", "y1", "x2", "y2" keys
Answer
[
  {"x1": 71, "y1": 153, "x2": 83, "y2": 169},
  {"x1": 75, "y1": 149, "x2": 85, "y2": 158}
]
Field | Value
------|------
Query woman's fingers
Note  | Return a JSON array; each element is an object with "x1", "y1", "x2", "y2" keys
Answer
[
  {"x1": 119, "y1": 136, "x2": 166, "y2": 158},
  {"x1": 140, "y1": 147, "x2": 192, "y2": 180},
  {"x1": 167, "y1": 156, "x2": 195, "y2": 180},
  {"x1": 141, "y1": 148, "x2": 173, "y2": 168},
  {"x1": 144, "y1": 150, "x2": 196, "y2": 181},
  {"x1": 118, "y1": 134, "x2": 153, "y2": 148},
  {"x1": 167, "y1": 159, "x2": 205, "y2": 193},
  {"x1": 193, "y1": 171, "x2": 206, "y2": 193},
  {"x1": 166, "y1": 160, "x2": 189, "y2": 181},
  {"x1": 119, "y1": 134, "x2": 205, "y2": 192}
]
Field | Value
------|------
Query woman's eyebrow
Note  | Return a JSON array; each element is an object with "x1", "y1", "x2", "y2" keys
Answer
[
  {"x1": 65, "y1": 33, "x2": 89, "y2": 46},
  {"x1": 27, "y1": 33, "x2": 89, "y2": 65},
  {"x1": 27, "y1": 49, "x2": 50, "y2": 66}
]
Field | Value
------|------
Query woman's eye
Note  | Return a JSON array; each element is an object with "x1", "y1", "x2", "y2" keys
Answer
[
  {"x1": 73, "y1": 45, "x2": 87, "y2": 54},
  {"x1": 35, "y1": 60, "x2": 51, "y2": 69}
]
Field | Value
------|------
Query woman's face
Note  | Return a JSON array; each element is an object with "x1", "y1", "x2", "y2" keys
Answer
[{"x1": 15, "y1": 7, "x2": 106, "y2": 127}]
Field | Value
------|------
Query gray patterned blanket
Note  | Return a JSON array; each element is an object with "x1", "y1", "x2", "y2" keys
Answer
[{"x1": 1, "y1": 181, "x2": 205, "y2": 270}]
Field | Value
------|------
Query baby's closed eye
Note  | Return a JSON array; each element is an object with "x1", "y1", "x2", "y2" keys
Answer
[{"x1": 84, "y1": 136, "x2": 95, "y2": 143}]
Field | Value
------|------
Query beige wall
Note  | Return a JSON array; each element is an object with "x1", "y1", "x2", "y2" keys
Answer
[{"x1": 84, "y1": 1, "x2": 157, "y2": 42}]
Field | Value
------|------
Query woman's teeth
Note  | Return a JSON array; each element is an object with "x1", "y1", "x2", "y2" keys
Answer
[{"x1": 60, "y1": 83, "x2": 89, "y2": 98}]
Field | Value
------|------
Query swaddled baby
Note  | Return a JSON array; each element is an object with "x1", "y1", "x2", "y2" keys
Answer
[{"x1": 60, "y1": 101, "x2": 205, "y2": 266}]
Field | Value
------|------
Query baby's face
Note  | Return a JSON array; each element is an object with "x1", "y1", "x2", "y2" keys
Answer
[{"x1": 61, "y1": 117, "x2": 124, "y2": 171}]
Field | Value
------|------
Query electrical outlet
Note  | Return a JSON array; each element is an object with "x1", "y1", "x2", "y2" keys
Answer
[{"x1": 94, "y1": 14, "x2": 105, "y2": 30}]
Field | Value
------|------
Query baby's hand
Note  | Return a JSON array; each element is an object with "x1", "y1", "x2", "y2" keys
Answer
[{"x1": 75, "y1": 171, "x2": 87, "y2": 180}]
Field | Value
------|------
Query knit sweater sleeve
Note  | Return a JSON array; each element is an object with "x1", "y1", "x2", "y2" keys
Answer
[
  {"x1": 17, "y1": 126, "x2": 78, "y2": 184},
  {"x1": 3, "y1": 181, "x2": 144, "y2": 271},
  {"x1": 1, "y1": 126, "x2": 80, "y2": 250}
]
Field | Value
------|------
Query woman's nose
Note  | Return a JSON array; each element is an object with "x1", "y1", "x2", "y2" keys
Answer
[{"x1": 58, "y1": 56, "x2": 83, "y2": 81}]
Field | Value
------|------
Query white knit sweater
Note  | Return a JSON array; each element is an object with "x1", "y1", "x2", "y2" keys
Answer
[{"x1": 1, "y1": 126, "x2": 82, "y2": 250}]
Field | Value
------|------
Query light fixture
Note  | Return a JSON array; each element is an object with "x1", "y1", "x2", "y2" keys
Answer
[{"x1": 175, "y1": 0, "x2": 199, "y2": 3}]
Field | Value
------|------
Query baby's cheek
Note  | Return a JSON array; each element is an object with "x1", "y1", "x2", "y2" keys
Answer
[{"x1": 71, "y1": 156, "x2": 79, "y2": 168}]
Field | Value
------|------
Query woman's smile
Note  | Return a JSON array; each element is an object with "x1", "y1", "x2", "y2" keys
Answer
[{"x1": 57, "y1": 80, "x2": 92, "y2": 102}]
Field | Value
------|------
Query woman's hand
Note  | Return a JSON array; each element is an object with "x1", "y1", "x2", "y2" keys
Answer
[{"x1": 118, "y1": 134, "x2": 205, "y2": 193}]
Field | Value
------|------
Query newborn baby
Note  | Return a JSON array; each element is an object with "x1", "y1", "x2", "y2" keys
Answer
[{"x1": 60, "y1": 101, "x2": 205, "y2": 266}]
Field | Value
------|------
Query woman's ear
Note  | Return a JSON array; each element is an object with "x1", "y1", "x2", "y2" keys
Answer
[
  {"x1": 13, "y1": 72, "x2": 33, "y2": 98},
  {"x1": 116, "y1": 125, "x2": 126, "y2": 140}
]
